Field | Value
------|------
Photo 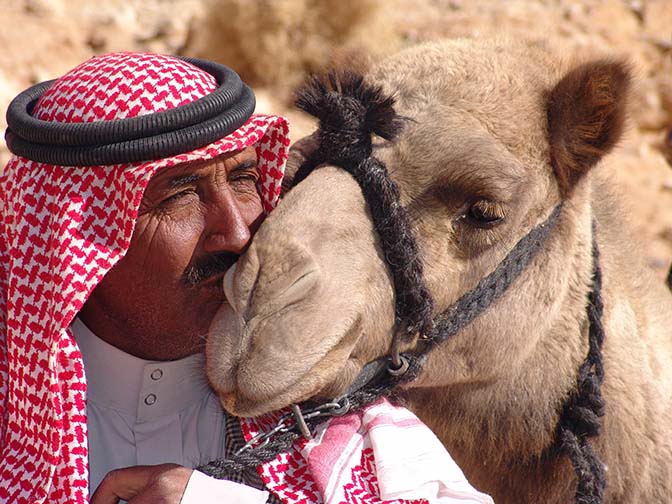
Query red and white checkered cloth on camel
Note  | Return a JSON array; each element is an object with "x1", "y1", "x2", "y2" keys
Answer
[
  {"x1": 241, "y1": 399, "x2": 493, "y2": 504},
  {"x1": 0, "y1": 51, "x2": 492, "y2": 504}
]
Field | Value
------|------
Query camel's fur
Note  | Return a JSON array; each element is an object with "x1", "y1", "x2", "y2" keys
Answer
[{"x1": 206, "y1": 39, "x2": 672, "y2": 503}]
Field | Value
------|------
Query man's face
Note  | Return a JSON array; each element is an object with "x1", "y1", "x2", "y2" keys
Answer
[{"x1": 79, "y1": 146, "x2": 263, "y2": 360}]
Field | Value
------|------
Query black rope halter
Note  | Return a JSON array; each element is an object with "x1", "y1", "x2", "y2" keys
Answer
[
  {"x1": 4, "y1": 57, "x2": 255, "y2": 166},
  {"x1": 198, "y1": 71, "x2": 607, "y2": 503}
]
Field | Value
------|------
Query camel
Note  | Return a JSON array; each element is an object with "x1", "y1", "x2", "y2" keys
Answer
[{"x1": 205, "y1": 38, "x2": 672, "y2": 503}]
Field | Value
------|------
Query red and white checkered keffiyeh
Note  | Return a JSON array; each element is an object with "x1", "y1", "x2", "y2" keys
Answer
[
  {"x1": 0, "y1": 52, "x2": 289, "y2": 503},
  {"x1": 241, "y1": 399, "x2": 494, "y2": 504}
]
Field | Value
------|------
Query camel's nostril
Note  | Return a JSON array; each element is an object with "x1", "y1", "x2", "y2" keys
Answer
[
  {"x1": 224, "y1": 235, "x2": 321, "y2": 321},
  {"x1": 277, "y1": 269, "x2": 319, "y2": 306},
  {"x1": 223, "y1": 262, "x2": 238, "y2": 311}
]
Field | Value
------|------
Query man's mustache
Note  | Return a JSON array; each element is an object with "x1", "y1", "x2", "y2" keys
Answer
[{"x1": 182, "y1": 253, "x2": 239, "y2": 287}]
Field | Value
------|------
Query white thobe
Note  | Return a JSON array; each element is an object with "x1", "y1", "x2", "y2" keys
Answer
[{"x1": 71, "y1": 318, "x2": 268, "y2": 503}]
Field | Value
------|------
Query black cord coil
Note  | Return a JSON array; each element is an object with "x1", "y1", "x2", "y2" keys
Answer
[{"x1": 4, "y1": 57, "x2": 255, "y2": 166}]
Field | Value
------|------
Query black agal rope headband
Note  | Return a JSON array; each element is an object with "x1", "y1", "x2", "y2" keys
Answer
[
  {"x1": 4, "y1": 57, "x2": 255, "y2": 166},
  {"x1": 198, "y1": 72, "x2": 607, "y2": 503}
]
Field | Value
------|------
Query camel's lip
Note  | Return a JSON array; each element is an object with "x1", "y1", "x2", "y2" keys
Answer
[
  {"x1": 219, "y1": 385, "x2": 312, "y2": 418},
  {"x1": 217, "y1": 391, "x2": 238, "y2": 413},
  {"x1": 218, "y1": 317, "x2": 365, "y2": 417},
  {"x1": 223, "y1": 262, "x2": 237, "y2": 305},
  {"x1": 231, "y1": 362, "x2": 320, "y2": 414}
]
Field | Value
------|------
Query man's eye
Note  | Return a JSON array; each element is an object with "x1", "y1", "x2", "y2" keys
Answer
[
  {"x1": 229, "y1": 160, "x2": 260, "y2": 185},
  {"x1": 161, "y1": 190, "x2": 195, "y2": 206},
  {"x1": 230, "y1": 173, "x2": 259, "y2": 182}
]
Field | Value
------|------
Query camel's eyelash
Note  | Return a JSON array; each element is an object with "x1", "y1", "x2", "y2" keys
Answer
[
  {"x1": 470, "y1": 199, "x2": 506, "y2": 220},
  {"x1": 453, "y1": 198, "x2": 506, "y2": 228}
]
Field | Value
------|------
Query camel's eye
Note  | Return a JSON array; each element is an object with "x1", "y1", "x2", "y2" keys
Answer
[{"x1": 465, "y1": 200, "x2": 505, "y2": 228}]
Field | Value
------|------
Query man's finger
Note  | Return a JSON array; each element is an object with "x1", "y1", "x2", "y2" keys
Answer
[{"x1": 90, "y1": 464, "x2": 180, "y2": 504}]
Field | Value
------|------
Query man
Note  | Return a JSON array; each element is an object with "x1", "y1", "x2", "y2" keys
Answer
[{"x1": 0, "y1": 51, "x2": 289, "y2": 503}]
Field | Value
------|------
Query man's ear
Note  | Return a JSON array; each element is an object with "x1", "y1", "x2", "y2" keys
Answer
[{"x1": 547, "y1": 59, "x2": 631, "y2": 196}]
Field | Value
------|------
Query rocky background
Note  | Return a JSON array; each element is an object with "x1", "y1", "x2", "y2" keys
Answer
[{"x1": 1, "y1": 0, "x2": 671, "y2": 279}]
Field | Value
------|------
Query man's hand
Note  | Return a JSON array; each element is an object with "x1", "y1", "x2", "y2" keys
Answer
[{"x1": 91, "y1": 463, "x2": 193, "y2": 504}]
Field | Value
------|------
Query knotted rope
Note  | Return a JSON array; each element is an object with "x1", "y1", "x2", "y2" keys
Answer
[
  {"x1": 294, "y1": 72, "x2": 434, "y2": 345},
  {"x1": 557, "y1": 234, "x2": 607, "y2": 503}
]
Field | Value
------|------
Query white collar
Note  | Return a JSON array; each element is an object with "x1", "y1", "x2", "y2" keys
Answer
[{"x1": 72, "y1": 317, "x2": 213, "y2": 421}]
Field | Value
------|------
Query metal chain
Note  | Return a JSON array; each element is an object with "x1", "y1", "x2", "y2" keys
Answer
[{"x1": 235, "y1": 397, "x2": 351, "y2": 455}]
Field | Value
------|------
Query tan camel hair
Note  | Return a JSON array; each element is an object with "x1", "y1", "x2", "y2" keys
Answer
[{"x1": 206, "y1": 38, "x2": 672, "y2": 503}]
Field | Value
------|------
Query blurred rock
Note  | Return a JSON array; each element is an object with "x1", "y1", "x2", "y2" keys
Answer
[
  {"x1": 632, "y1": 78, "x2": 670, "y2": 131},
  {"x1": 184, "y1": 0, "x2": 399, "y2": 101},
  {"x1": 662, "y1": 129, "x2": 672, "y2": 167},
  {"x1": 660, "y1": 226, "x2": 672, "y2": 244},
  {"x1": 641, "y1": 0, "x2": 672, "y2": 45}
]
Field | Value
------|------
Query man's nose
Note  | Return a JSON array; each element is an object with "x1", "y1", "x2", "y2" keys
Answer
[{"x1": 203, "y1": 188, "x2": 257, "y2": 255}]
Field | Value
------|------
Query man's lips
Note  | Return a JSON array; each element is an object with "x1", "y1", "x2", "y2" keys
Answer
[
  {"x1": 200, "y1": 272, "x2": 226, "y2": 289},
  {"x1": 182, "y1": 253, "x2": 239, "y2": 287}
]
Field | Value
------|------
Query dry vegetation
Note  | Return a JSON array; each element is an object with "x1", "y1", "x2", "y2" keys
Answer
[{"x1": 1, "y1": 0, "x2": 671, "y2": 279}]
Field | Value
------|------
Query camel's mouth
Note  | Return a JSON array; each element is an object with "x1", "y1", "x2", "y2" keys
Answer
[
  {"x1": 216, "y1": 351, "x2": 361, "y2": 419},
  {"x1": 207, "y1": 298, "x2": 364, "y2": 417}
]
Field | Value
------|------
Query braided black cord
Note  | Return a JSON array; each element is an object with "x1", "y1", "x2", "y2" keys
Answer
[
  {"x1": 197, "y1": 418, "x2": 284, "y2": 503},
  {"x1": 198, "y1": 366, "x2": 414, "y2": 478},
  {"x1": 198, "y1": 430, "x2": 299, "y2": 478},
  {"x1": 557, "y1": 235, "x2": 607, "y2": 503},
  {"x1": 294, "y1": 71, "x2": 434, "y2": 340},
  {"x1": 352, "y1": 157, "x2": 435, "y2": 338}
]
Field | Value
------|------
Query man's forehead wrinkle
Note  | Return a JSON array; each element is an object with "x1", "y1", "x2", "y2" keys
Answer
[
  {"x1": 149, "y1": 161, "x2": 213, "y2": 194},
  {"x1": 224, "y1": 149, "x2": 259, "y2": 175},
  {"x1": 155, "y1": 148, "x2": 258, "y2": 188},
  {"x1": 230, "y1": 158, "x2": 258, "y2": 171},
  {"x1": 146, "y1": 162, "x2": 202, "y2": 193},
  {"x1": 153, "y1": 149, "x2": 243, "y2": 180}
]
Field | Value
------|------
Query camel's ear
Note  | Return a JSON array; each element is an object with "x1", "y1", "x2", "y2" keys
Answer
[{"x1": 547, "y1": 60, "x2": 631, "y2": 196}]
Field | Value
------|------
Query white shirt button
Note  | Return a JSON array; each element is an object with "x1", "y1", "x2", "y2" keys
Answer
[
  {"x1": 144, "y1": 393, "x2": 157, "y2": 406},
  {"x1": 150, "y1": 368, "x2": 163, "y2": 380}
]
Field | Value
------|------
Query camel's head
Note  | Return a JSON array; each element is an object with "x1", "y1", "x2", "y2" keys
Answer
[{"x1": 206, "y1": 38, "x2": 630, "y2": 417}]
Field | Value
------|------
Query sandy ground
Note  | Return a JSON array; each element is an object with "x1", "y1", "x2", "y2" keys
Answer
[{"x1": 1, "y1": 0, "x2": 671, "y2": 280}]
